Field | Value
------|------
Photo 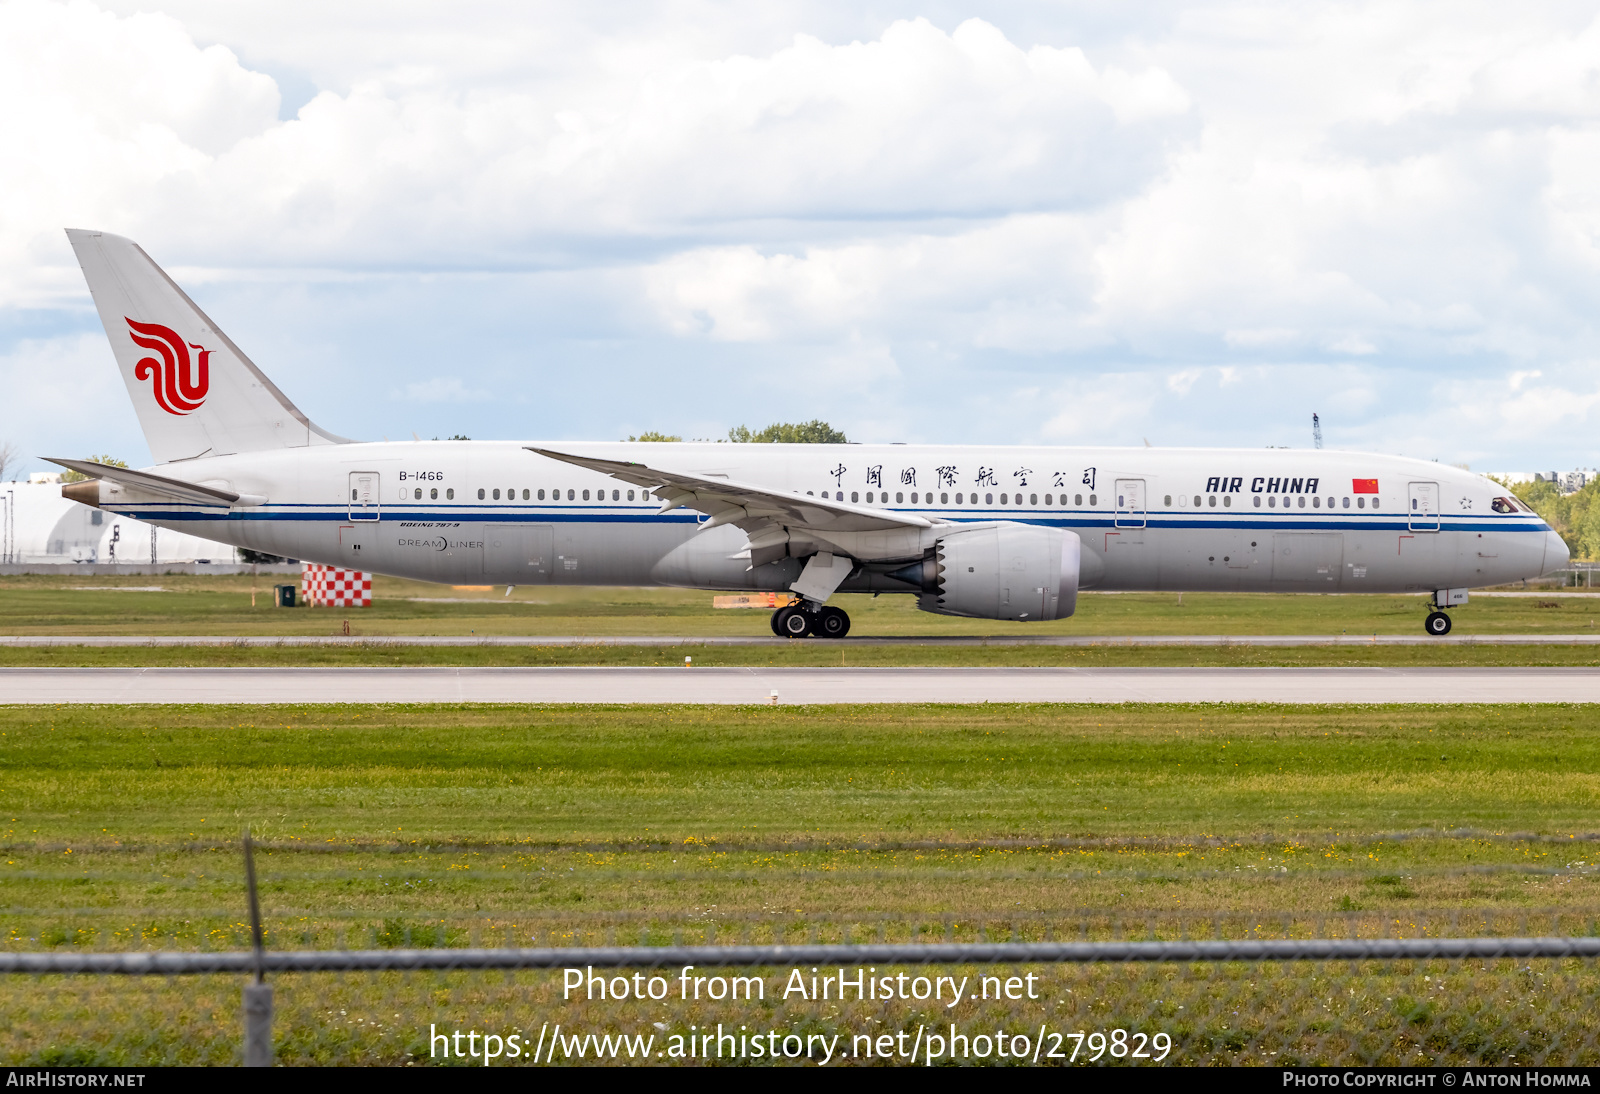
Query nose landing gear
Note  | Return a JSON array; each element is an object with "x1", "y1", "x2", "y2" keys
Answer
[
  {"x1": 771, "y1": 604, "x2": 852, "y2": 639},
  {"x1": 1424, "y1": 611, "x2": 1452, "y2": 636}
]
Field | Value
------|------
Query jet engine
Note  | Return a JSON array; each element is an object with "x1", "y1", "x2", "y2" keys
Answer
[{"x1": 887, "y1": 522, "x2": 1081, "y2": 621}]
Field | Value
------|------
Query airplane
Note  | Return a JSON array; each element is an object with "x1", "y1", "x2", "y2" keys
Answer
[{"x1": 51, "y1": 229, "x2": 1568, "y2": 638}]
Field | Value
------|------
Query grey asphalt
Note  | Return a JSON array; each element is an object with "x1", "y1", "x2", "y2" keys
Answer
[
  {"x1": 1, "y1": 666, "x2": 1595, "y2": 704},
  {"x1": 5, "y1": 633, "x2": 1600, "y2": 647}
]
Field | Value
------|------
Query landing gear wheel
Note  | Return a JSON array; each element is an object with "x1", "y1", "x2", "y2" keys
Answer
[
  {"x1": 815, "y1": 606, "x2": 851, "y2": 639},
  {"x1": 769, "y1": 609, "x2": 787, "y2": 637},
  {"x1": 1425, "y1": 611, "x2": 1452, "y2": 636},
  {"x1": 776, "y1": 606, "x2": 812, "y2": 638}
]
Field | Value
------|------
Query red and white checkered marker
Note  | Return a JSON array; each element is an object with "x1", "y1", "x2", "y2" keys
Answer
[{"x1": 301, "y1": 563, "x2": 372, "y2": 607}]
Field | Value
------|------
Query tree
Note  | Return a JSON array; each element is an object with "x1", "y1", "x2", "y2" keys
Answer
[
  {"x1": 60, "y1": 455, "x2": 129, "y2": 483},
  {"x1": 626, "y1": 431, "x2": 682, "y2": 442},
  {"x1": 727, "y1": 420, "x2": 848, "y2": 444}
]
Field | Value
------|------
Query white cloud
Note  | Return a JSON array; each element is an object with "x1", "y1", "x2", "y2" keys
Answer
[
  {"x1": 393, "y1": 377, "x2": 491, "y2": 403},
  {"x1": 6, "y1": 1, "x2": 1600, "y2": 465},
  {"x1": 0, "y1": 333, "x2": 146, "y2": 471}
]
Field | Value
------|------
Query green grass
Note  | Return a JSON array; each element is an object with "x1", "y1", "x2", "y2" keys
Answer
[
  {"x1": 5, "y1": 701, "x2": 1600, "y2": 849},
  {"x1": 3, "y1": 573, "x2": 1598, "y2": 639},
  {"x1": 7, "y1": 701, "x2": 1600, "y2": 1065}
]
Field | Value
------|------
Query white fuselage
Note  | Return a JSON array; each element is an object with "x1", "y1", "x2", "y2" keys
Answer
[{"x1": 93, "y1": 442, "x2": 1565, "y2": 600}]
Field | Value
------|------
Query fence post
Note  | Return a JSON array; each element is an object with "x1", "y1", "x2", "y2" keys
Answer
[
  {"x1": 244, "y1": 982, "x2": 274, "y2": 1067},
  {"x1": 242, "y1": 832, "x2": 274, "y2": 1067}
]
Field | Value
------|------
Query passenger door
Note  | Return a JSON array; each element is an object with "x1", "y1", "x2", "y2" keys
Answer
[
  {"x1": 1114, "y1": 478, "x2": 1146, "y2": 529},
  {"x1": 1408, "y1": 481, "x2": 1440, "y2": 532},
  {"x1": 348, "y1": 472, "x2": 380, "y2": 522}
]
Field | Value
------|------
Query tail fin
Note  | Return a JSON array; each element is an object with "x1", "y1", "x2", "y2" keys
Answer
[{"x1": 65, "y1": 229, "x2": 348, "y2": 464}]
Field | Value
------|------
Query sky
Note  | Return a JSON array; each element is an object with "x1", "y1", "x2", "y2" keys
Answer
[{"x1": 4, "y1": 0, "x2": 1600, "y2": 475}]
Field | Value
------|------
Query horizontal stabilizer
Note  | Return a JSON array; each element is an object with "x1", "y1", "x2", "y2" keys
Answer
[{"x1": 45, "y1": 458, "x2": 241, "y2": 506}]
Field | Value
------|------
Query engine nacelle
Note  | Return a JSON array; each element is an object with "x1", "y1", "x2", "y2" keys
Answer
[{"x1": 892, "y1": 522, "x2": 1081, "y2": 621}]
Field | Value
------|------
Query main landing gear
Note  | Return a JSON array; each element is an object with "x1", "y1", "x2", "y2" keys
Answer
[
  {"x1": 771, "y1": 604, "x2": 851, "y2": 639},
  {"x1": 1424, "y1": 611, "x2": 1453, "y2": 636}
]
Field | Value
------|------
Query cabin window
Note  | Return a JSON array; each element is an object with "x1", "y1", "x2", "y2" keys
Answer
[
  {"x1": 956, "y1": 493, "x2": 964, "y2": 504},
  {"x1": 413, "y1": 488, "x2": 421, "y2": 500},
  {"x1": 478, "y1": 488, "x2": 486, "y2": 500},
  {"x1": 446, "y1": 488, "x2": 454, "y2": 500},
  {"x1": 1357, "y1": 497, "x2": 1365, "y2": 508},
  {"x1": 836, "y1": 491, "x2": 843, "y2": 501},
  {"x1": 1073, "y1": 494, "x2": 1082, "y2": 505},
  {"x1": 537, "y1": 489, "x2": 545, "y2": 500},
  {"x1": 521, "y1": 489, "x2": 528, "y2": 500},
  {"x1": 430, "y1": 488, "x2": 437, "y2": 500},
  {"x1": 1268, "y1": 496, "x2": 1276, "y2": 508},
  {"x1": 1089, "y1": 494, "x2": 1098, "y2": 506},
  {"x1": 851, "y1": 491, "x2": 859, "y2": 503},
  {"x1": 567, "y1": 489, "x2": 575, "y2": 501},
  {"x1": 628, "y1": 490, "x2": 635, "y2": 501},
  {"x1": 1298, "y1": 496, "x2": 1306, "y2": 508},
  {"x1": 895, "y1": 492, "x2": 904, "y2": 503},
  {"x1": 938, "y1": 492, "x2": 946, "y2": 504},
  {"x1": 1343, "y1": 497, "x2": 1350, "y2": 508},
  {"x1": 582, "y1": 489, "x2": 590, "y2": 501},
  {"x1": 1223, "y1": 496, "x2": 1231, "y2": 507},
  {"x1": 492, "y1": 488, "x2": 501, "y2": 500},
  {"x1": 1205, "y1": 495, "x2": 1214, "y2": 507},
  {"x1": 1253, "y1": 495, "x2": 1261, "y2": 507},
  {"x1": 1164, "y1": 494, "x2": 1172, "y2": 506},
  {"x1": 1030, "y1": 493, "x2": 1038, "y2": 505},
  {"x1": 1000, "y1": 493, "x2": 1008, "y2": 505},
  {"x1": 986, "y1": 493, "x2": 994, "y2": 505}
]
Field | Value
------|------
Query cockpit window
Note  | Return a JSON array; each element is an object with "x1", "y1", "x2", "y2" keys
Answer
[{"x1": 1492, "y1": 496, "x2": 1534, "y2": 515}]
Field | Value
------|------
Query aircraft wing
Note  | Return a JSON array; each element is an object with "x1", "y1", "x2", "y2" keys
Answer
[
  {"x1": 44, "y1": 457, "x2": 241, "y2": 506},
  {"x1": 526, "y1": 447, "x2": 933, "y2": 534}
]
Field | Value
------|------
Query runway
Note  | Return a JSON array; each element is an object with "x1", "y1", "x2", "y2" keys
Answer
[
  {"x1": 6, "y1": 633, "x2": 1600, "y2": 647},
  {"x1": 2, "y1": 666, "x2": 1596, "y2": 704}
]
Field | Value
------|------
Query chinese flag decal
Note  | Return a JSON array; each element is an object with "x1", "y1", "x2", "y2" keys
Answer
[{"x1": 1352, "y1": 478, "x2": 1379, "y2": 494}]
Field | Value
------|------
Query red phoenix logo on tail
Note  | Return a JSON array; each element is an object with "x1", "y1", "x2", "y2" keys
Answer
[{"x1": 125, "y1": 317, "x2": 210, "y2": 415}]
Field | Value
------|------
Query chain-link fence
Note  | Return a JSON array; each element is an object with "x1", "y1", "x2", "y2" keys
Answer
[{"x1": 9, "y1": 840, "x2": 1600, "y2": 1066}]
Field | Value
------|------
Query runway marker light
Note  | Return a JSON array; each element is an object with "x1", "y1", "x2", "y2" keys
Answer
[
  {"x1": 684, "y1": 656, "x2": 692, "y2": 667},
  {"x1": 770, "y1": 690, "x2": 779, "y2": 705}
]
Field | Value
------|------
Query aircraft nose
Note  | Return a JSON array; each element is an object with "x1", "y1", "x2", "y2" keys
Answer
[{"x1": 1544, "y1": 530, "x2": 1571, "y2": 576}]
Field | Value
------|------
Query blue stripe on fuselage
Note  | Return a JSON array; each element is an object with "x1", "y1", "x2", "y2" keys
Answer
[{"x1": 103, "y1": 503, "x2": 1551, "y2": 536}]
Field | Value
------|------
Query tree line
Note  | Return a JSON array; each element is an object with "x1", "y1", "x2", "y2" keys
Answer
[{"x1": 627, "y1": 420, "x2": 848, "y2": 444}]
